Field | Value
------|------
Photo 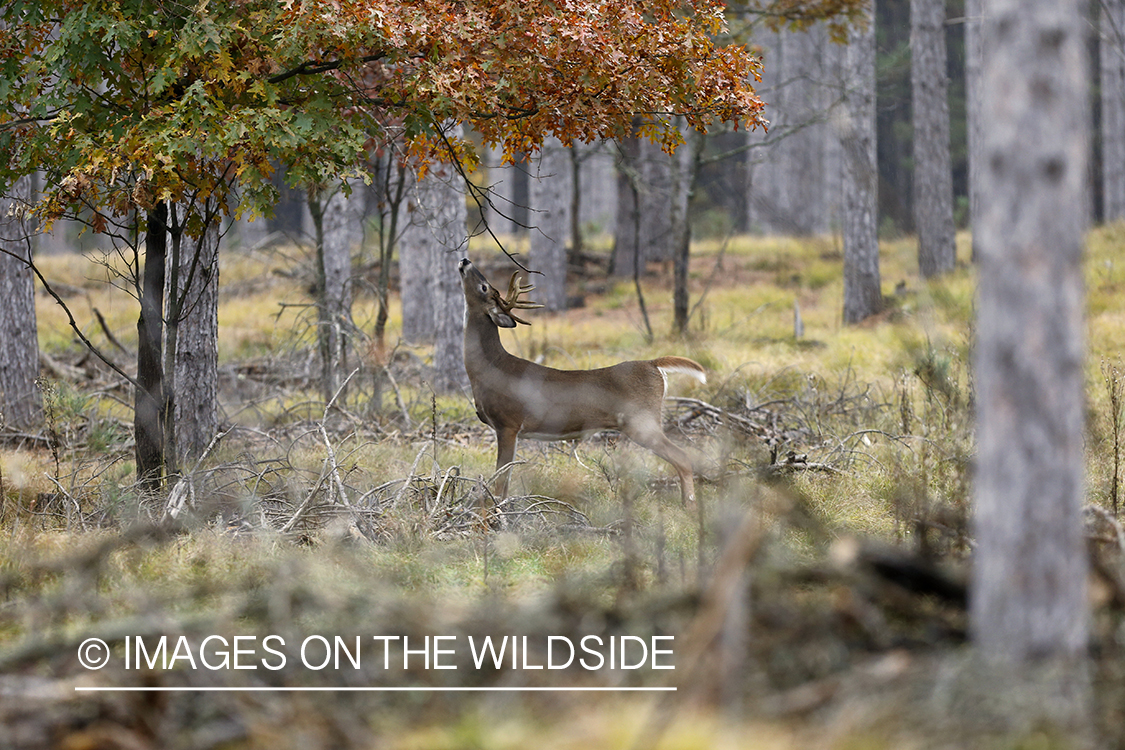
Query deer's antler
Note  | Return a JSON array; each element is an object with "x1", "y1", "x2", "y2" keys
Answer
[{"x1": 498, "y1": 272, "x2": 544, "y2": 325}]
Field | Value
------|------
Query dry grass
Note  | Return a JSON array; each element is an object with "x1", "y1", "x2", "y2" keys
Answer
[{"x1": 2, "y1": 226, "x2": 1124, "y2": 749}]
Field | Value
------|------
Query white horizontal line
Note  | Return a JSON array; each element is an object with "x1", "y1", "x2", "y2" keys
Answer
[{"x1": 75, "y1": 686, "x2": 676, "y2": 693}]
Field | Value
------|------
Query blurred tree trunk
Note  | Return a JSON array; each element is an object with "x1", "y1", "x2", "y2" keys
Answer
[
  {"x1": 612, "y1": 130, "x2": 677, "y2": 271},
  {"x1": 638, "y1": 137, "x2": 675, "y2": 263},
  {"x1": 529, "y1": 138, "x2": 571, "y2": 311},
  {"x1": 398, "y1": 168, "x2": 434, "y2": 345},
  {"x1": 575, "y1": 141, "x2": 617, "y2": 246},
  {"x1": 136, "y1": 203, "x2": 168, "y2": 491},
  {"x1": 166, "y1": 209, "x2": 219, "y2": 468},
  {"x1": 0, "y1": 176, "x2": 42, "y2": 430},
  {"x1": 972, "y1": 0, "x2": 1089, "y2": 718},
  {"x1": 310, "y1": 180, "x2": 361, "y2": 406},
  {"x1": 428, "y1": 155, "x2": 470, "y2": 395},
  {"x1": 911, "y1": 0, "x2": 956, "y2": 276},
  {"x1": 839, "y1": 9, "x2": 882, "y2": 324},
  {"x1": 397, "y1": 128, "x2": 469, "y2": 393},
  {"x1": 611, "y1": 123, "x2": 642, "y2": 276},
  {"x1": 236, "y1": 208, "x2": 271, "y2": 251},
  {"x1": 965, "y1": 0, "x2": 984, "y2": 258},
  {"x1": 746, "y1": 25, "x2": 842, "y2": 236},
  {"x1": 1102, "y1": 0, "x2": 1125, "y2": 222},
  {"x1": 484, "y1": 145, "x2": 520, "y2": 236}
]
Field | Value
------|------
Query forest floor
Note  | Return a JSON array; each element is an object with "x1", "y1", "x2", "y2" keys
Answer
[{"x1": 1, "y1": 227, "x2": 1125, "y2": 749}]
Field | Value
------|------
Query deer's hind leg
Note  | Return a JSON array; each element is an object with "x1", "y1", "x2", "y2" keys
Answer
[{"x1": 623, "y1": 418, "x2": 697, "y2": 505}]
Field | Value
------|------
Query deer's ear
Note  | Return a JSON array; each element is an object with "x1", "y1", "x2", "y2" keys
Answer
[{"x1": 488, "y1": 307, "x2": 517, "y2": 328}]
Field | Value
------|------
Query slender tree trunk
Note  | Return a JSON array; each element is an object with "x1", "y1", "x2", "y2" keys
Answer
[
  {"x1": 569, "y1": 144, "x2": 583, "y2": 265},
  {"x1": 372, "y1": 150, "x2": 407, "y2": 413},
  {"x1": 972, "y1": 0, "x2": 1089, "y2": 716},
  {"x1": 322, "y1": 189, "x2": 350, "y2": 403},
  {"x1": 839, "y1": 7, "x2": 882, "y2": 324},
  {"x1": 0, "y1": 176, "x2": 42, "y2": 429},
  {"x1": 965, "y1": 0, "x2": 984, "y2": 258},
  {"x1": 529, "y1": 138, "x2": 571, "y2": 311},
  {"x1": 911, "y1": 0, "x2": 957, "y2": 276},
  {"x1": 672, "y1": 126, "x2": 703, "y2": 336},
  {"x1": 312, "y1": 180, "x2": 359, "y2": 405},
  {"x1": 1102, "y1": 0, "x2": 1125, "y2": 222},
  {"x1": 169, "y1": 215, "x2": 219, "y2": 466},
  {"x1": 136, "y1": 203, "x2": 168, "y2": 491}
]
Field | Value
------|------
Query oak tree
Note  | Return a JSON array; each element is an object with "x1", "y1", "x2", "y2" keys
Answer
[{"x1": 1, "y1": 0, "x2": 767, "y2": 488}]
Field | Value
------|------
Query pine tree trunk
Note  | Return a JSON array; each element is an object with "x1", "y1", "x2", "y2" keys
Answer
[
  {"x1": 965, "y1": 0, "x2": 984, "y2": 258},
  {"x1": 972, "y1": 0, "x2": 1089, "y2": 678},
  {"x1": 839, "y1": 10, "x2": 882, "y2": 324},
  {"x1": 1102, "y1": 0, "x2": 1125, "y2": 222},
  {"x1": 169, "y1": 217, "x2": 219, "y2": 466},
  {"x1": 911, "y1": 0, "x2": 957, "y2": 276},
  {"x1": 529, "y1": 138, "x2": 571, "y2": 311},
  {"x1": 0, "y1": 176, "x2": 42, "y2": 429}
]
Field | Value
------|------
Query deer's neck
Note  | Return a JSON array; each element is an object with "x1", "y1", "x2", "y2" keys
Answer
[{"x1": 464, "y1": 314, "x2": 521, "y2": 376}]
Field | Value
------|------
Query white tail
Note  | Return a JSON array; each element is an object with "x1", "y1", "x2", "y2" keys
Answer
[{"x1": 458, "y1": 258, "x2": 706, "y2": 504}]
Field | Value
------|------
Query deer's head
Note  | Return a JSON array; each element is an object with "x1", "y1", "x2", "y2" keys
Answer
[{"x1": 458, "y1": 258, "x2": 542, "y2": 329}]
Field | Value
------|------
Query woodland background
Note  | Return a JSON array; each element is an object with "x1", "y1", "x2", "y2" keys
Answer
[{"x1": 1, "y1": 0, "x2": 1124, "y2": 748}]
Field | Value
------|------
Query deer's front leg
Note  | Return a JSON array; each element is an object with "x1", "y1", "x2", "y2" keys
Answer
[{"x1": 493, "y1": 426, "x2": 519, "y2": 499}]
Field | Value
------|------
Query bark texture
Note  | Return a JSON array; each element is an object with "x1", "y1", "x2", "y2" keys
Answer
[
  {"x1": 397, "y1": 133, "x2": 469, "y2": 392},
  {"x1": 136, "y1": 203, "x2": 168, "y2": 490},
  {"x1": 398, "y1": 168, "x2": 434, "y2": 344},
  {"x1": 0, "y1": 176, "x2": 41, "y2": 429},
  {"x1": 528, "y1": 138, "x2": 571, "y2": 311},
  {"x1": 965, "y1": 0, "x2": 984, "y2": 256},
  {"x1": 169, "y1": 218, "x2": 219, "y2": 466},
  {"x1": 972, "y1": 0, "x2": 1089, "y2": 668},
  {"x1": 315, "y1": 180, "x2": 362, "y2": 404},
  {"x1": 910, "y1": 0, "x2": 956, "y2": 276},
  {"x1": 839, "y1": 10, "x2": 882, "y2": 324}
]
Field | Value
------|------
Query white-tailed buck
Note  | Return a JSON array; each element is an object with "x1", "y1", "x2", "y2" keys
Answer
[{"x1": 458, "y1": 258, "x2": 706, "y2": 504}]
